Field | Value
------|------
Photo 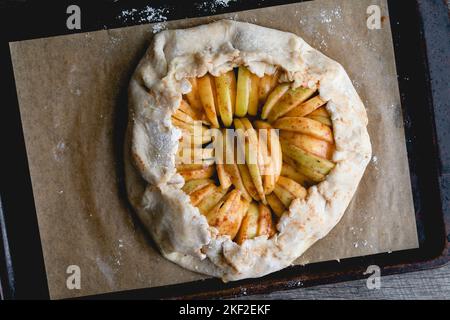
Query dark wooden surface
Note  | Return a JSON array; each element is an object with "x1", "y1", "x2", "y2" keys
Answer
[{"x1": 239, "y1": 263, "x2": 450, "y2": 299}]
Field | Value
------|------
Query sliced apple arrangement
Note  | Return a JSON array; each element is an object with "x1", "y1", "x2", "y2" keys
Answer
[{"x1": 173, "y1": 67, "x2": 336, "y2": 244}]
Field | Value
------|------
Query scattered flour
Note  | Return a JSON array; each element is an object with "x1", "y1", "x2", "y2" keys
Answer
[
  {"x1": 286, "y1": 280, "x2": 303, "y2": 288},
  {"x1": 95, "y1": 257, "x2": 115, "y2": 286},
  {"x1": 109, "y1": 35, "x2": 122, "y2": 47},
  {"x1": 68, "y1": 65, "x2": 82, "y2": 96},
  {"x1": 319, "y1": 7, "x2": 342, "y2": 24},
  {"x1": 227, "y1": 13, "x2": 239, "y2": 21},
  {"x1": 118, "y1": 6, "x2": 169, "y2": 24},
  {"x1": 152, "y1": 22, "x2": 167, "y2": 34},
  {"x1": 112, "y1": 240, "x2": 126, "y2": 267},
  {"x1": 71, "y1": 88, "x2": 81, "y2": 96},
  {"x1": 297, "y1": 5, "x2": 379, "y2": 55},
  {"x1": 196, "y1": 0, "x2": 236, "y2": 13},
  {"x1": 53, "y1": 141, "x2": 67, "y2": 161}
]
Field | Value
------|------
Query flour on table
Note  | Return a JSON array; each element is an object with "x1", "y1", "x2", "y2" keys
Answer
[
  {"x1": 53, "y1": 141, "x2": 67, "y2": 162},
  {"x1": 196, "y1": 0, "x2": 236, "y2": 13},
  {"x1": 95, "y1": 257, "x2": 115, "y2": 287},
  {"x1": 109, "y1": 35, "x2": 122, "y2": 47},
  {"x1": 152, "y1": 22, "x2": 167, "y2": 34},
  {"x1": 114, "y1": 239, "x2": 127, "y2": 267},
  {"x1": 68, "y1": 65, "x2": 82, "y2": 96},
  {"x1": 70, "y1": 88, "x2": 81, "y2": 96},
  {"x1": 319, "y1": 7, "x2": 343, "y2": 24},
  {"x1": 118, "y1": 6, "x2": 169, "y2": 24}
]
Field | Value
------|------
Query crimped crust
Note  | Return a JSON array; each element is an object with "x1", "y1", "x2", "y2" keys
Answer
[{"x1": 125, "y1": 20, "x2": 371, "y2": 281}]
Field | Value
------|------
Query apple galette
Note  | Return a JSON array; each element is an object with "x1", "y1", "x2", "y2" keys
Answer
[{"x1": 126, "y1": 20, "x2": 371, "y2": 281}]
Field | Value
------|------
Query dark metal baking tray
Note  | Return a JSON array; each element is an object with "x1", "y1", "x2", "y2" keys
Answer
[{"x1": 0, "y1": 0, "x2": 448, "y2": 299}]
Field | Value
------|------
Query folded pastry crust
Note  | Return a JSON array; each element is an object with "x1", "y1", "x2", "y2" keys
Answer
[{"x1": 125, "y1": 20, "x2": 372, "y2": 281}]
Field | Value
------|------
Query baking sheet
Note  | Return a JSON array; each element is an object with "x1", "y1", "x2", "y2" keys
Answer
[{"x1": 9, "y1": 0, "x2": 418, "y2": 299}]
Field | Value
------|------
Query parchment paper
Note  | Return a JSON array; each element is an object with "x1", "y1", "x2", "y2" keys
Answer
[{"x1": 9, "y1": 0, "x2": 418, "y2": 299}]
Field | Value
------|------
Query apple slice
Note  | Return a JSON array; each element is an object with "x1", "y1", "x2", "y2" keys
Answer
[
  {"x1": 235, "y1": 66, "x2": 251, "y2": 117},
  {"x1": 227, "y1": 164, "x2": 252, "y2": 202},
  {"x1": 233, "y1": 119, "x2": 260, "y2": 201},
  {"x1": 237, "y1": 198, "x2": 251, "y2": 225},
  {"x1": 177, "y1": 147, "x2": 215, "y2": 165},
  {"x1": 273, "y1": 117, "x2": 334, "y2": 143},
  {"x1": 307, "y1": 115, "x2": 332, "y2": 127},
  {"x1": 182, "y1": 179, "x2": 214, "y2": 195},
  {"x1": 258, "y1": 74, "x2": 273, "y2": 104},
  {"x1": 226, "y1": 165, "x2": 252, "y2": 201},
  {"x1": 178, "y1": 100, "x2": 199, "y2": 118},
  {"x1": 179, "y1": 165, "x2": 215, "y2": 181},
  {"x1": 177, "y1": 130, "x2": 212, "y2": 147},
  {"x1": 253, "y1": 121, "x2": 282, "y2": 183},
  {"x1": 173, "y1": 108, "x2": 212, "y2": 130},
  {"x1": 235, "y1": 202, "x2": 275, "y2": 244},
  {"x1": 176, "y1": 163, "x2": 211, "y2": 171},
  {"x1": 261, "y1": 83, "x2": 290, "y2": 120},
  {"x1": 197, "y1": 186, "x2": 229, "y2": 215},
  {"x1": 237, "y1": 163, "x2": 260, "y2": 201},
  {"x1": 177, "y1": 146, "x2": 215, "y2": 160},
  {"x1": 178, "y1": 99, "x2": 209, "y2": 125},
  {"x1": 262, "y1": 171, "x2": 275, "y2": 196},
  {"x1": 281, "y1": 162, "x2": 311, "y2": 186},
  {"x1": 309, "y1": 106, "x2": 330, "y2": 117},
  {"x1": 284, "y1": 155, "x2": 326, "y2": 183},
  {"x1": 222, "y1": 130, "x2": 252, "y2": 201},
  {"x1": 257, "y1": 204, "x2": 276, "y2": 238},
  {"x1": 172, "y1": 109, "x2": 195, "y2": 125},
  {"x1": 235, "y1": 118, "x2": 267, "y2": 204},
  {"x1": 273, "y1": 176, "x2": 307, "y2": 208},
  {"x1": 216, "y1": 163, "x2": 232, "y2": 189},
  {"x1": 280, "y1": 140, "x2": 335, "y2": 175},
  {"x1": 253, "y1": 121, "x2": 276, "y2": 194},
  {"x1": 185, "y1": 78, "x2": 203, "y2": 111},
  {"x1": 189, "y1": 183, "x2": 217, "y2": 206},
  {"x1": 178, "y1": 134, "x2": 212, "y2": 148},
  {"x1": 284, "y1": 95, "x2": 326, "y2": 117},
  {"x1": 214, "y1": 70, "x2": 236, "y2": 127},
  {"x1": 258, "y1": 71, "x2": 280, "y2": 105},
  {"x1": 252, "y1": 123, "x2": 273, "y2": 194},
  {"x1": 266, "y1": 193, "x2": 286, "y2": 218},
  {"x1": 198, "y1": 74, "x2": 220, "y2": 128},
  {"x1": 267, "y1": 86, "x2": 316, "y2": 122},
  {"x1": 171, "y1": 118, "x2": 212, "y2": 144},
  {"x1": 214, "y1": 129, "x2": 232, "y2": 189},
  {"x1": 235, "y1": 202, "x2": 259, "y2": 244},
  {"x1": 247, "y1": 73, "x2": 260, "y2": 116},
  {"x1": 207, "y1": 189, "x2": 244, "y2": 238},
  {"x1": 280, "y1": 131, "x2": 334, "y2": 159}
]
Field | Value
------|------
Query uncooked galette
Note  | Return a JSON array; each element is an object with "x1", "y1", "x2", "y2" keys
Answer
[{"x1": 126, "y1": 20, "x2": 371, "y2": 281}]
